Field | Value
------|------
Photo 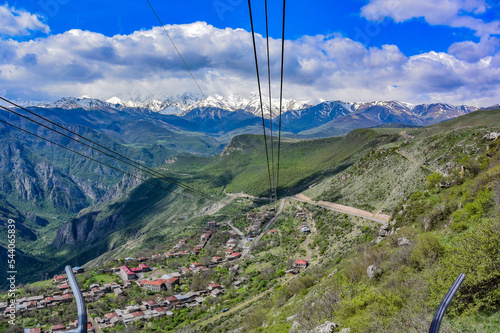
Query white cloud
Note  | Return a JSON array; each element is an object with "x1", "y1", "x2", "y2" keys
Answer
[
  {"x1": 0, "y1": 22, "x2": 499, "y2": 106},
  {"x1": 448, "y1": 37, "x2": 500, "y2": 62},
  {"x1": 361, "y1": 0, "x2": 500, "y2": 37},
  {"x1": 0, "y1": 4, "x2": 50, "y2": 37}
]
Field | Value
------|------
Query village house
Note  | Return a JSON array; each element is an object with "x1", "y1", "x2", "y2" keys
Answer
[
  {"x1": 118, "y1": 266, "x2": 137, "y2": 281},
  {"x1": 178, "y1": 239, "x2": 186, "y2": 245},
  {"x1": 72, "y1": 266, "x2": 84, "y2": 274},
  {"x1": 53, "y1": 275, "x2": 66, "y2": 284},
  {"x1": 190, "y1": 262, "x2": 202, "y2": 269},
  {"x1": 192, "y1": 246, "x2": 202, "y2": 255},
  {"x1": 28, "y1": 295, "x2": 44, "y2": 302},
  {"x1": 293, "y1": 259, "x2": 308, "y2": 269},
  {"x1": 141, "y1": 280, "x2": 167, "y2": 292},
  {"x1": 105, "y1": 311, "x2": 119, "y2": 320},
  {"x1": 228, "y1": 252, "x2": 241, "y2": 260},
  {"x1": 175, "y1": 250, "x2": 189, "y2": 257},
  {"x1": 50, "y1": 324, "x2": 65, "y2": 332},
  {"x1": 131, "y1": 310, "x2": 146, "y2": 320},
  {"x1": 164, "y1": 277, "x2": 180, "y2": 290},
  {"x1": 207, "y1": 221, "x2": 218, "y2": 229},
  {"x1": 58, "y1": 284, "x2": 70, "y2": 291},
  {"x1": 165, "y1": 252, "x2": 175, "y2": 259},
  {"x1": 232, "y1": 280, "x2": 244, "y2": 287},
  {"x1": 144, "y1": 300, "x2": 160, "y2": 309},
  {"x1": 165, "y1": 295, "x2": 179, "y2": 306},
  {"x1": 225, "y1": 249, "x2": 234, "y2": 256},
  {"x1": 225, "y1": 239, "x2": 237, "y2": 249},
  {"x1": 211, "y1": 289, "x2": 223, "y2": 297},
  {"x1": 25, "y1": 328, "x2": 41, "y2": 333},
  {"x1": 201, "y1": 231, "x2": 212, "y2": 241},
  {"x1": 208, "y1": 283, "x2": 221, "y2": 291},
  {"x1": 211, "y1": 256, "x2": 223, "y2": 263},
  {"x1": 181, "y1": 267, "x2": 192, "y2": 275},
  {"x1": 138, "y1": 263, "x2": 150, "y2": 272}
]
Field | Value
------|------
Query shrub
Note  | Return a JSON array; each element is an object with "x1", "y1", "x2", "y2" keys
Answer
[
  {"x1": 430, "y1": 220, "x2": 500, "y2": 315},
  {"x1": 410, "y1": 233, "x2": 444, "y2": 270}
]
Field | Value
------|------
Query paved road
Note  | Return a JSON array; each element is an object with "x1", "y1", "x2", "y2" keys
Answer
[
  {"x1": 227, "y1": 220, "x2": 245, "y2": 237},
  {"x1": 241, "y1": 198, "x2": 286, "y2": 258}
]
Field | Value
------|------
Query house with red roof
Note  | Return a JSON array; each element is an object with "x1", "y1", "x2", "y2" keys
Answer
[
  {"x1": 138, "y1": 263, "x2": 150, "y2": 272},
  {"x1": 212, "y1": 256, "x2": 223, "y2": 263},
  {"x1": 293, "y1": 259, "x2": 308, "y2": 269},
  {"x1": 225, "y1": 249, "x2": 234, "y2": 256},
  {"x1": 164, "y1": 277, "x2": 180, "y2": 290},
  {"x1": 131, "y1": 310, "x2": 145, "y2": 319},
  {"x1": 145, "y1": 300, "x2": 159, "y2": 309},
  {"x1": 228, "y1": 252, "x2": 241, "y2": 260},
  {"x1": 118, "y1": 266, "x2": 137, "y2": 281},
  {"x1": 105, "y1": 311, "x2": 118, "y2": 319},
  {"x1": 26, "y1": 328, "x2": 41, "y2": 333},
  {"x1": 53, "y1": 275, "x2": 66, "y2": 284},
  {"x1": 50, "y1": 324, "x2": 66, "y2": 332},
  {"x1": 190, "y1": 262, "x2": 202, "y2": 269},
  {"x1": 141, "y1": 280, "x2": 166, "y2": 292},
  {"x1": 207, "y1": 221, "x2": 218, "y2": 228},
  {"x1": 165, "y1": 295, "x2": 179, "y2": 305},
  {"x1": 208, "y1": 283, "x2": 221, "y2": 291},
  {"x1": 45, "y1": 296, "x2": 55, "y2": 305}
]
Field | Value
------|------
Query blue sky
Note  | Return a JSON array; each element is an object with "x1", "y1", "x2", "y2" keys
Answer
[{"x1": 1, "y1": 0, "x2": 500, "y2": 106}]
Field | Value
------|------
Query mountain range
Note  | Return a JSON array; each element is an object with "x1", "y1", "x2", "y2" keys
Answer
[{"x1": 9, "y1": 95, "x2": 487, "y2": 138}]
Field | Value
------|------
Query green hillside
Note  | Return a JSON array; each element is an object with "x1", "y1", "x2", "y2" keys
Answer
[
  {"x1": 164, "y1": 129, "x2": 398, "y2": 197},
  {"x1": 192, "y1": 109, "x2": 500, "y2": 332}
]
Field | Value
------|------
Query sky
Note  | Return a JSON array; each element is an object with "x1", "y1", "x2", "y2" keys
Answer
[{"x1": 0, "y1": 0, "x2": 499, "y2": 106}]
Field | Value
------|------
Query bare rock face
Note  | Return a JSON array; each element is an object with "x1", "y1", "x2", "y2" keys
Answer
[
  {"x1": 52, "y1": 212, "x2": 125, "y2": 249},
  {"x1": 312, "y1": 321, "x2": 338, "y2": 333},
  {"x1": 397, "y1": 237, "x2": 411, "y2": 246},
  {"x1": 367, "y1": 264, "x2": 379, "y2": 279},
  {"x1": 483, "y1": 132, "x2": 500, "y2": 140}
]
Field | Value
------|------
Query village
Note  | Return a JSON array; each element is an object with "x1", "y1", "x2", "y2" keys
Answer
[{"x1": 2, "y1": 205, "x2": 315, "y2": 333}]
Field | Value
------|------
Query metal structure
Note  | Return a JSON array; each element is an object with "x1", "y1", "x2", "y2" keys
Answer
[
  {"x1": 23, "y1": 266, "x2": 87, "y2": 333},
  {"x1": 429, "y1": 273, "x2": 465, "y2": 333},
  {"x1": 64, "y1": 265, "x2": 88, "y2": 333}
]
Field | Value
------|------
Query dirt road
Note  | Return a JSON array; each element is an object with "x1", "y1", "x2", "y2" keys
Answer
[{"x1": 292, "y1": 194, "x2": 390, "y2": 224}]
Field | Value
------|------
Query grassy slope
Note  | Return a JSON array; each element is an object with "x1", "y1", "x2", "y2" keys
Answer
[
  {"x1": 165, "y1": 129, "x2": 398, "y2": 198},
  {"x1": 196, "y1": 109, "x2": 500, "y2": 333}
]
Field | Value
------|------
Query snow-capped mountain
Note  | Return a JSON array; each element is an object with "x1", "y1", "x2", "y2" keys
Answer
[
  {"x1": 11, "y1": 94, "x2": 492, "y2": 138},
  {"x1": 191, "y1": 94, "x2": 310, "y2": 117},
  {"x1": 31, "y1": 94, "x2": 310, "y2": 117}
]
